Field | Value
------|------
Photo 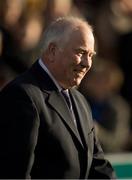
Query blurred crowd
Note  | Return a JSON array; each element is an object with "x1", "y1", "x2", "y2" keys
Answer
[{"x1": 0, "y1": 0, "x2": 132, "y2": 153}]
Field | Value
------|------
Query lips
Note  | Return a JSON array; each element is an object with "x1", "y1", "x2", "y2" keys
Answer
[
  {"x1": 73, "y1": 69, "x2": 86, "y2": 78},
  {"x1": 74, "y1": 68, "x2": 86, "y2": 74}
]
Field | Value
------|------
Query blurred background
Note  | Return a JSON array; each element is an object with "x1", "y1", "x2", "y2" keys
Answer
[{"x1": 0, "y1": 0, "x2": 132, "y2": 178}]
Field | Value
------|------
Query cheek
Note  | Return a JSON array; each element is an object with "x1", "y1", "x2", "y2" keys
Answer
[
  {"x1": 74, "y1": 55, "x2": 82, "y2": 64},
  {"x1": 60, "y1": 53, "x2": 78, "y2": 76},
  {"x1": 59, "y1": 60, "x2": 72, "y2": 76}
]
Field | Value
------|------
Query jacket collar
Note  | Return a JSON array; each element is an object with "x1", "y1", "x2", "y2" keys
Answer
[{"x1": 30, "y1": 60, "x2": 58, "y2": 92}]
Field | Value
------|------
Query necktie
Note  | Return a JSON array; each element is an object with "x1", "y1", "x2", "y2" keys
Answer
[
  {"x1": 61, "y1": 90, "x2": 72, "y2": 109},
  {"x1": 61, "y1": 89, "x2": 77, "y2": 126}
]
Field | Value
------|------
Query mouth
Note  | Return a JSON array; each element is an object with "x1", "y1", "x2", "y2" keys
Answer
[{"x1": 73, "y1": 69, "x2": 86, "y2": 77}]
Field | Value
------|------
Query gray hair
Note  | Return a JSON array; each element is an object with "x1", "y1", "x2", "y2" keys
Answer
[{"x1": 41, "y1": 16, "x2": 93, "y2": 53}]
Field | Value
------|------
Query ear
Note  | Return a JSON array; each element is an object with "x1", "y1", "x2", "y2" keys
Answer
[{"x1": 48, "y1": 42, "x2": 57, "y2": 56}]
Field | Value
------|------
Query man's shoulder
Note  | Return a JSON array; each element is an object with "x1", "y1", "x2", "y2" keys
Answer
[{"x1": 0, "y1": 68, "x2": 41, "y2": 99}]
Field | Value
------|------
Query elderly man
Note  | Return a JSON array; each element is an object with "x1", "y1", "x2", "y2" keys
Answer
[{"x1": 0, "y1": 16, "x2": 116, "y2": 179}]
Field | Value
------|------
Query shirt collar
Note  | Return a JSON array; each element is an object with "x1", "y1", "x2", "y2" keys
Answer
[{"x1": 38, "y1": 58, "x2": 62, "y2": 92}]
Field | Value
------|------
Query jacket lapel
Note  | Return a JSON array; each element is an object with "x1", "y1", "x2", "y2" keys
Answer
[
  {"x1": 70, "y1": 89, "x2": 89, "y2": 148},
  {"x1": 48, "y1": 91, "x2": 84, "y2": 146}
]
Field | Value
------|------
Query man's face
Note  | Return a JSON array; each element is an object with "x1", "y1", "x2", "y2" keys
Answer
[{"x1": 50, "y1": 27, "x2": 95, "y2": 89}]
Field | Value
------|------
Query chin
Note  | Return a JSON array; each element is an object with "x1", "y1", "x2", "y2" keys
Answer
[
  {"x1": 72, "y1": 80, "x2": 82, "y2": 87},
  {"x1": 67, "y1": 78, "x2": 82, "y2": 88}
]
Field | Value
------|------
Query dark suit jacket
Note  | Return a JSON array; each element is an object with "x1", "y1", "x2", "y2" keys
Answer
[{"x1": 0, "y1": 60, "x2": 116, "y2": 179}]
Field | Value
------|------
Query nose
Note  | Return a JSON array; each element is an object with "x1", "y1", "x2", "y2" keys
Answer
[{"x1": 81, "y1": 55, "x2": 92, "y2": 69}]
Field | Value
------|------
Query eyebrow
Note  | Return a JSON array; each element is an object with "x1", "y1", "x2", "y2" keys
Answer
[{"x1": 76, "y1": 47, "x2": 96, "y2": 55}]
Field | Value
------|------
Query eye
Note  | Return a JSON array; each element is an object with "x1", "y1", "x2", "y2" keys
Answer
[
  {"x1": 89, "y1": 51, "x2": 96, "y2": 59},
  {"x1": 75, "y1": 49, "x2": 85, "y2": 56}
]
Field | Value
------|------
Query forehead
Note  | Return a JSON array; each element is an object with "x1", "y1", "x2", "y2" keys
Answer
[{"x1": 67, "y1": 27, "x2": 94, "y2": 49}]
